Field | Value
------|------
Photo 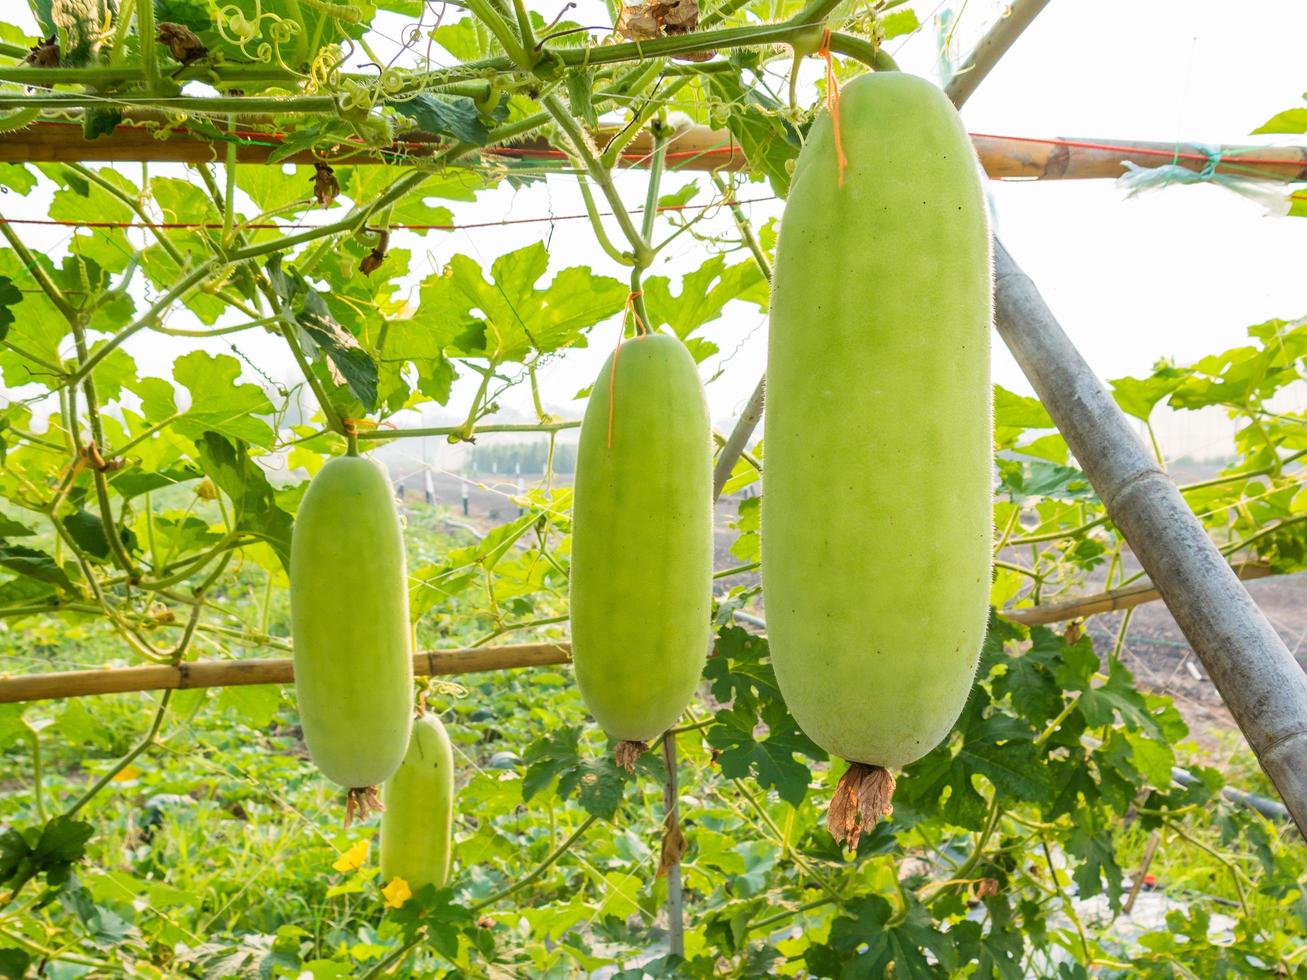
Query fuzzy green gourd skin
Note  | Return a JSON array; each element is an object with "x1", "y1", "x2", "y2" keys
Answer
[
  {"x1": 290, "y1": 456, "x2": 413, "y2": 788},
  {"x1": 763, "y1": 72, "x2": 993, "y2": 770},
  {"x1": 381, "y1": 714, "x2": 455, "y2": 891},
  {"x1": 570, "y1": 333, "x2": 713, "y2": 742}
]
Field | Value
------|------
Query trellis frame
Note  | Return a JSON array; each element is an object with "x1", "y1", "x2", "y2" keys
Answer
[{"x1": 0, "y1": 0, "x2": 1304, "y2": 881}]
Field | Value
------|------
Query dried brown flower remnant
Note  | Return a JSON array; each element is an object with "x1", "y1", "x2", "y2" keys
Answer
[
  {"x1": 358, "y1": 228, "x2": 390, "y2": 276},
  {"x1": 157, "y1": 23, "x2": 208, "y2": 65},
  {"x1": 656, "y1": 809, "x2": 686, "y2": 878},
  {"x1": 344, "y1": 785, "x2": 385, "y2": 826},
  {"x1": 614, "y1": 739, "x2": 647, "y2": 773},
  {"x1": 616, "y1": 4, "x2": 662, "y2": 41},
  {"x1": 653, "y1": 0, "x2": 699, "y2": 34},
  {"x1": 826, "y1": 763, "x2": 896, "y2": 849},
  {"x1": 312, "y1": 163, "x2": 339, "y2": 206},
  {"x1": 616, "y1": 0, "x2": 704, "y2": 54},
  {"x1": 24, "y1": 35, "x2": 60, "y2": 67}
]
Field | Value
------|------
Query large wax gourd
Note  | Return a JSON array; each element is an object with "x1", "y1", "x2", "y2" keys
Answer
[
  {"x1": 763, "y1": 72, "x2": 992, "y2": 774},
  {"x1": 290, "y1": 456, "x2": 413, "y2": 789},
  {"x1": 570, "y1": 333, "x2": 713, "y2": 744},
  {"x1": 381, "y1": 714, "x2": 455, "y2": 891}
]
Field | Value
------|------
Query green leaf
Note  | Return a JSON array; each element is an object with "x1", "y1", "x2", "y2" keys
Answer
[
  {"x1": 0, "y1": 543, "x2": 75, "y2": 592},
  {"x1": 993, "y1": 385, "x2": 1053, "y2": 429},
  {"x1": 703, "y1": 628, "x2": 824, "y2": 804},
  {"x1": 521, "y1": 726, "x2": 649, "y2": 819},
  {"x1": 166, "y1": 351, "x2": 278, "y2": 448},
  {"x1": 0, "y1": 948, "x2": 31, "y2": 980},
  {"x1": 1109, "y1": 371, "x2": 1185, "y2": 420},
  {"x1": 387, "y1": 93, "x2": 494, "y2": 146},
  {"x1": 1067, "y1": 822, "x2": 1124, "y2": 911},
  {"x1": 1253, "y1": 107, "x2": 1307, "y2": 134},
  {"x1": 296, "y1": 292, "x2": 379, "y2": 412},
  {"x1": 707, "y1": 74, "x2": 802, "y2": 197},
  {"x1": 216, "y1": 684, "x2": 281, "y2": 730},
  {"x1": 0, "y1": 514, "x2": 35, "y2": 537},
  {"x1": 0, "y1": 276, "x2": 20, "y2": 341},
  {"x1": 61, "y1": 508, "x2": 136, "y2": 562},
  {"x1": 565, "y1": 70, "x2": 598, "y2": 131},
  {"x1": 881, "y1": 9, "x2": 920, "y2": 39},
  {"x1": 824, "y1": 894, "x2": 957, "y2": 977},
  {"x1": 642, "y1": 254, "x2": 767, "y2": 360},
  {"x1": 414, "y1": 244, "x2": 626, "y2": 363},
  {"x1": 193, "y1": 432, "x2": 294, "y2": 569}
]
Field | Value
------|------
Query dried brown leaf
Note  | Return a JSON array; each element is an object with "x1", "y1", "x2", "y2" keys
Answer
[
  {"x1": 656, "y1": 809, "x2": 687, "y2": 877},
  {"x1": 826, "y1": 763, "x2": 896, "y2": 850}
]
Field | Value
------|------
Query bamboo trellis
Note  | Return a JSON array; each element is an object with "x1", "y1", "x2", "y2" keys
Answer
[
  {"x1": 4, "y1": 0, "x2": 1307, "y2": 835},
  {"x1": 1, "y1": 120, "x2": 1304, "y2": 184}
]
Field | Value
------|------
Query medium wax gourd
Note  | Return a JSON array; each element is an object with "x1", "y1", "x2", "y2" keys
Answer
[
  {"x1": 381, "y1": 714, "x2": 455, "y2": 891},
  {"x1": 290, "y1": 456, "x2": 413, "y2": 790},
  {"x1": 570, "y1": 333, "x2": 713, "y2": 747},
  {"x1": 763, "y1": 72, "x2": 993, "y2": 838}
]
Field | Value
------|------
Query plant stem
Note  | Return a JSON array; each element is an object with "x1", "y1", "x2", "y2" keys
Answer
[
  {"x1": 355, "y1": 420, "x2": 581, "y2": 441},
  {"x1": 470, "y1": 813, "x2": 599, "y2": 911},
  {"x1": 137, "y1": 0, "x2": 159, "y2": 91},
  {"x1": 65, "y1": 691, "x2": 174, "y2": 817},
  {"x1": 641, "y1": 129, "x2": 667, "y2": 243},
  {"x1": 713, "y1": 561, "x2": 759, "y2": 579}
]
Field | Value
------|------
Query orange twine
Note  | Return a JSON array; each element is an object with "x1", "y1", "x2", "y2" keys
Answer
[
  {"x1": 608, "y1": 292, "x2": 647, "y2": 449},
  {"x1": 818, "y1": 29, "x2": 848, "y2": 188}
]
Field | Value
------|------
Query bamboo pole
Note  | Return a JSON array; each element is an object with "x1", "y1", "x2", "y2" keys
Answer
[
  {"x1": 0, "y1": 642, "x2": 570, "y2": 704},
  {"x1": 993, "y1": 238, "x2": 1307, "y2": 837},
  {"x1": 0, "y1": 121, "x2": 1303, "y2": 183},
  {"x1": 1005, "y1": 561, "x2": 1276, "y2": 627},
  {"x1": 944, "y1": 0, "x2": 1055, "y2": 107}
]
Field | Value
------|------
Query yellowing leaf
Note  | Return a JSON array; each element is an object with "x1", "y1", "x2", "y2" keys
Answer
[
  {"x1": 382, "y1": 876, "x2": 411, "y2": 908},
  {"x1": 332, "y1": 839, "x2": 369, "y2": 873}
]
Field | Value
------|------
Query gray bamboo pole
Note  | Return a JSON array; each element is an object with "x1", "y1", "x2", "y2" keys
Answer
[
  {"x1": 943, "y1": 0, "x2": 1055, "y2": 107},
  {"x1": 994, "y1": 238, "x2": 1307, "y2": 836}
]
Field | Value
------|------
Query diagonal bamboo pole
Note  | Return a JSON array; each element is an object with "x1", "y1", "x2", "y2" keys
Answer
[
  {"x1": 993, "y1": 238, "x2": 1307, "y2": 836},
  {"x1": 943, "y1": 0, "x2": 1055, "y2": 107}
]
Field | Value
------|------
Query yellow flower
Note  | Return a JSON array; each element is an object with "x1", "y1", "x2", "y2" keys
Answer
[
  {"x1": 332, "y1": 839, "x2": 369, "y2": 873},
  {"x1": 382, "y1": 877, "x2": 411, "y2": 909},
  {"x1": 111, "y1": 765, "x2": 140, "y2": 783}
]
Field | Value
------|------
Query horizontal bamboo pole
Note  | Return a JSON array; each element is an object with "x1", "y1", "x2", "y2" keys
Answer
[
  {"x1": 1006, "y1": 561, "x2": 1276, "y2": 626},
  {"x1": 0, "y1": 642, "x2": 571, "y2": 704},
  {"x1": 1, "y1": 120, "x2": 1303, "y2": 183}
]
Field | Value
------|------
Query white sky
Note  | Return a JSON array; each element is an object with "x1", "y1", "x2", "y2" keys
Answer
[{"x1": 4, "y1": 1, "x2": 1306, "y2": 466}]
